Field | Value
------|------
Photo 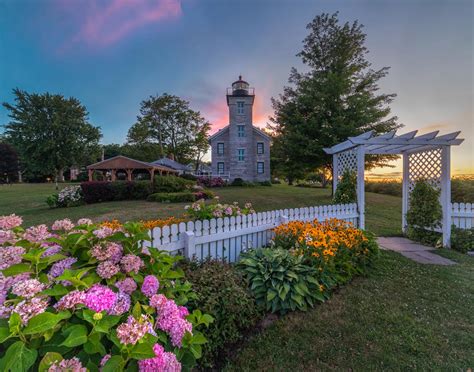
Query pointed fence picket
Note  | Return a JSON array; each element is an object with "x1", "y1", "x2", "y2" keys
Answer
[
  {"x1": 451, "y1": 202, "x2": 473, "y2": 229},
  {"x1": 144, "y1": 203, "x2": 358, "y2": 262}
]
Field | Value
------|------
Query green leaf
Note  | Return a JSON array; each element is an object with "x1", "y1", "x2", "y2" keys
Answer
[
  {"x1": 190, "y1": 331, "x2": 207, "y2": 345},
  {"x1": 38, "y1": 352, "x2": 63, "y2": 372},
  {"x1": 1, "y1": 263, "x2": 31, "y2": 277},
  {"x1": 8, "y1": 312, "x2": 21, "y2": 334},
  {"x1": 41, "y1": 285, "x2": 69, "y2": 296},
  {"x1": 266, "y1": 290, "x2": 277, "y2": 301},
  {"x1": 0, "y1": 325, "x2": 11, "y2": 343},
  {"x1": 94, "y1": 315, "x2": 121, "y2": 333},
  {"x1": 23, "y1": 311, "x2": 71, "y2": 335},
  {"x1": 101, "y1": 356, "x2": 125, "y2": 372},
  {"x1": 83, "y1": 332, "x2": 106, "y2": 355},
  {"x1": 60, "y1": 324, "x2": 88, "y2": 347},
  {"x1": 132, "y1": 302, "x2": 141, "y2": 319},
  {"x1": 130, "y1": 342, "x2": 156, "y2": 360},
  {"x1": 0, "y1": 341, "x2": 38, "y2": 372}
]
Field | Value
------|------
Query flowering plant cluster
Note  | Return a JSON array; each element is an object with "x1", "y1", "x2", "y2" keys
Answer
[
  {"x1": 0, "y1": 214, "x2": 213, "y2": 371},
  {"x1": 46, "y1": 185, "x2": 84, "y2": 208},
  {"x1": 196, "y1": 177, "x2": 227, "y2": 188},
  {"x1": 184, "y1": 198, "x2": 256, "y2": 220},
  {"x1": 272, "y1": 218, "x2": 379, "y2": 286}
]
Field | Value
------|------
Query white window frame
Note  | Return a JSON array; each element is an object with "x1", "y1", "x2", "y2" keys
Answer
[
  {"x1": 257, "y1": 161, "x2": 264, "y2": 174},
  {"x1": 217, "y1": 162, "x2": 225, "y2": 174},
  {"x1": 257, "y1": 142, "x2": 264, "y2": 155},
  {"x1": 237, "y1": 148, "x2": 245, "y2": 162},
  {"x1": 217, "y1": 142, "x2": 224, "y2": 155}
]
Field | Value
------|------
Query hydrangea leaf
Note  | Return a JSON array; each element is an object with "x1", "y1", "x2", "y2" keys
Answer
[{"x1": 0, "y1": 341, "x2": 37, "y2": 372}]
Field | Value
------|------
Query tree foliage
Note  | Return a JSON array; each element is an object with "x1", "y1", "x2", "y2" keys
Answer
[
  {"x1": 0, "y1": 142, "x2": 19, "y2": 182},
  {"x1": 270, "y1": 12, "x2": 402, "y2": 181},
  {"x1": 2, "y1": 89, "x2": 101, "y2": 181},
  {"x1": 127, "y1": 94, "x2": 211, "y2": 166}
]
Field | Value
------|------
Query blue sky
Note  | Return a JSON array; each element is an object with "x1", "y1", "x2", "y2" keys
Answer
[{"x1": 0, "y1": 0, "x2": 472, "y2": 174}]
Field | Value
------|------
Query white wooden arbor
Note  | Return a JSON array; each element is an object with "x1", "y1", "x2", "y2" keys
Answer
[{"x1": 324, "y1": 130, "x2": 464, "y2": 246}]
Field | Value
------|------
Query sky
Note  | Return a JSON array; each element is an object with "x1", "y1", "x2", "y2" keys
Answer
[{"x1": 0, "y1": 0, "x2": 472, "y2": 176}]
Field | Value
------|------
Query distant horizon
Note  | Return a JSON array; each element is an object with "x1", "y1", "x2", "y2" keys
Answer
[{"x1": 1, "y1": 0, "x2": 472, "y2": 175}]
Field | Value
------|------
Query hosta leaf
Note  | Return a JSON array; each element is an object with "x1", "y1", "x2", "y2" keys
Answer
[{"x1": 0, "y1": 341, "x2": 38, "y2": 372}]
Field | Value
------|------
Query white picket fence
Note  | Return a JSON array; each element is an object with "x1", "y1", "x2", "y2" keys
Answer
[
  {"x1": 143, "y1": 203, "x2": 359, "y2": 262},
  {"x1": 451, "y1": 202, "x2": 473, "y2": 229}
]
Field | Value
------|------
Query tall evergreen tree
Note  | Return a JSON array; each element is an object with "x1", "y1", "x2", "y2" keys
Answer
[{"x1": 270, "y1": 12, "x2": 402, "y2": 183}]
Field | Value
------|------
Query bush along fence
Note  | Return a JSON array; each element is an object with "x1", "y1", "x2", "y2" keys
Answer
[{"x1": 143, "y1": 203, "x2": 359, "y2": 262}]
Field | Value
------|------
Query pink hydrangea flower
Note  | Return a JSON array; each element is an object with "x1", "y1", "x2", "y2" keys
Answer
[
  {"x1": 108, "y1": 292, "x2": 131, "y2": 316},
  {"x1": 11, "y1": 279, "x2": 46, "y2": 298},
  {"x1": 51, "y1": 218, "x2": 75, "y2": 231},
  {"x1": 100, "y1": 354, "x2": 111, "y2": 368},
  {"x1": 138, "y1": 343, "x2": 182, "y2": 372},
  {"x1": 93, "y1": 226, "x2": 115, "y2": 239},
  {"x1": 23, "y1": 224, "x2": 52, "y2": 242},
  {"x1": 0, "y1": 246, "x2": 25, "y2": 270},
  {"x1": 0, "y1": 304, "x2": 13, "y2": 319},
  {"x1": 116, "y1": 315, "x2": 151, "y2": 345},
  {"x1": 141, "y1": 275, "x2": 159, "y2": 297},
  {"x1": 54, "y1": 290, "x2": 86, "y2": 311},
  {"x1": 97, "y1": 261, "x2": 120, "y2": 279},
  {"x1": 0, "y1": 272, "x2": 30, "y2": 302},
  {"x1": 84, "y1": 284, "x2": 117, "y2": 313},
  {"x1": 0, "y1": 229, "x2": 16, "y2": 245},
  {"x1": 0, "y1": 214, "x2": 23, "y2": 230},
  {"x1": 48, "y1": 357, "x2": 86, "y2": 372},
  {"x1": 178, "y1": 306, "x2": 189, "y2": 318},
  {"x1": 14, "y1": 297, "x2": 49, "y2": 325},
  {"x1": 120, "y1": 254, "x2": 144, "y2": 274},
  {"x1": 90, "y1": 242, "x2": 123, "y2": 263},
  {"x1": 115, "y1": 277, "x2": 137, "y2": 294},
  {"x1": 77, "y1": 218, "x2": 93, "y2": 225}
]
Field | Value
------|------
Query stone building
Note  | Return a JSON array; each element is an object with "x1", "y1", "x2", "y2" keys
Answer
[{"x1": 209, "y1": 76, "x2": 271, "y2": 182}]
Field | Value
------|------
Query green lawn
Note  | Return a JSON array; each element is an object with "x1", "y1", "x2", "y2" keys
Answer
[
  {"x1": 225, "y1": 249, "x2": 474, "y2": 371},
  {"x1": 0, "y1": 183, "x2": 402, "y2": 236}
]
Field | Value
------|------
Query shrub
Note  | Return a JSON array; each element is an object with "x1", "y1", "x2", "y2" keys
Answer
[
  {"x1": 81, "y1": 181, "x2": 114, "y2": 203},
  {"x1": 406, "y1": 179, "x2": 442, "y2": 245},
  {"x1": 180, "y1": 173, "x2": 198, "y2": 181},
  {"x1": 193, "y1": 189, "x2": 215, "y2": 200},
  {"x1": 238, "y1": 248, "x2": 324, "y2": 314},
  {"x1": 273, "y1": 219, "x2": 379, "y2": 285},
  {"x1": 148, "y1": 192, "x2": 196, "y2": 203},
  {"x1": 197, "y1": 177, "x2": 227, "y2": 188},
  {"x1": 365, "y1": 180, "x2": 402, "y2": 197},
  {"x1": 153, "y1": 175, "x2": 195, "y2": 193},
  {"x1": 333, "y1": 170, "x2": 357, "y2": 204},
  {"x1": 451, "y1": 226, "x2": 473, "y2": 253},
  {"x1": 46, "y1": 186, "x2": 84, "y2": 208},
  {"x1": 258, "y1": 181, "x2": 272, "y2": 187},
  {"x1": 181, "y1": 260, "x2": 262, "y2": 368},
  {"x1": 81, "y1": 181, "x2": 153, "y2": 203},
  {"x1": 0, "y1": 214, "x2": 213, "y2": 371},
  {"x1": 451, "y1": 177, "x2": 474, "y2": 203},
  {"x1": 231, "y1": 178, "x2": 244, "y2": 186},
  {"x1": 184, "y1": 199, "x2": 255, "y2": 220}
]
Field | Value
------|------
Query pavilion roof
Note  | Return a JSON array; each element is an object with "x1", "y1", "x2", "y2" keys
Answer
[
  {"x1": 323, "y1": 130, "x2": 464, "y2": 155},
  {"x1": 87, "y1": 155, "x2": 178, "y2": 172}
]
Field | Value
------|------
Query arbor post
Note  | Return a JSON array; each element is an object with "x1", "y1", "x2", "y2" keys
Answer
[
  {"x1": 402, "y1": 153, "x2": 409, "y2": 234},
  {"x1": 356, "y1": 146, "x2": 365, "y2": 229},
  {"x1": 441, "y1": 145, "x2": 451, "y2": 247},
  {"x1": 332, "y1": 153, "x2": 338, "y2": 196}
]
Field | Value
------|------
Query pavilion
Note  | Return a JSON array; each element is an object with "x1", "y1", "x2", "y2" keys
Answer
[{"x1": 87, "y1": 155, "x2": 178, "y2": 182}]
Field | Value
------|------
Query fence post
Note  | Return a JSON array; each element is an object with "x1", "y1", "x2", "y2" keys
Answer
[
  {"x1": 183, "y1": 231, "x2": 195, "y2": 259},
  {"x1": 279, "y1": 215, "x2": 289, "y2": 226}
]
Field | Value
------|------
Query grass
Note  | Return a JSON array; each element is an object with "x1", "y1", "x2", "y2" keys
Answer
[
  {"x1": 0, "y1": 183, "x2": 402, "y2": 236},
  {"x1": 225, "y1": 249, "x2": 474, "y2": 371}
]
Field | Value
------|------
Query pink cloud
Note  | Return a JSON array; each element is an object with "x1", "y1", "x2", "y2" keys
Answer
[{"x1": 62, "y1": 0, "x2": 182, "y2": 47}]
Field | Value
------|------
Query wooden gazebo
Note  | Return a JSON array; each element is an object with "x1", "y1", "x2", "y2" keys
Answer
[{"x1": 87, "y1": 155, "x2": 177, "y2": 181}]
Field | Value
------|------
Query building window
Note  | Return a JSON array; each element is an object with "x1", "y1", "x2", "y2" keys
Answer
[
  {"x1": 238, "y1": 125, "x2": 245, "y2": 137},
  {"x1": 238, "y1": 149, "x2": 245, "y2": 161},
  {"x1": 237, "y1": 101, "x2": 244, "y2": 114},
  {"x1": 257, "y1": 142, "x2": 264, "y2": 155},
  {"x1": 217, "y1": 162, "x2": 225, "y2": 174},
  {"x1": 217, "y1": 142, "x2": 224, "y2": 155},
  {"x1": 257, "y1": 161, "x2": 264, "y2": 174}
]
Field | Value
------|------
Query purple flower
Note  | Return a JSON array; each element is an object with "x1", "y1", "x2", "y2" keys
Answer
[
  {"x1": 120, "y1": 254, "x2": 144, "y2": 274},
  {"x1": 41, "y1": 243, "x2": 62, "y2": 257},
  {"x1": 0, "y1": 214, "x2": 23, "y2": 230},
  {"x1": 90, "y1": 242, "x2": 123, "y2": 263},
  {"x1": 115, "y1": 278, "x2": 137, "y2": 295},
  {"x1": 178, "y1": 306, "x2": 189, "y2": 318},
  {"x1": 116, "y1": 315, "x2": 151, "y2": 345},
  {"x1": 0, "y1": 229, "x2": 16, "y2": 245},
  {"x1": 138, "y1": 343, "x2": 181, "y2": 372},
  {"x1": 0, "y1": 272, "x2": 30, "y2": 303},
  {"x1": 11, "y1": 279, "x2": 46, "y2": 298},
  {"x1": 77, "y1": 218, "x2": 93, "y2": 226},
  {"x1": 84, "y1": 284, "x2": 117, "y2": 313},
  {"x1": 14, "y1": 297, "x2": 49, "y2": 325},
  {"x1": 23, "y1": 224, "x2": 52, "y2": 242},
  {"x1": 0, "y1": 304, "x2": 13, "y2": 319},
  {"x1": 49, "y1": 257, "x2": 77, "y2": 280},
  {"x1": 48, "y1": 357, "x2": 86, "y2": 372},
  {"x1": 100, "y1": 354, "x2": 111, "y2": 368},
  {"x1": 54, "y1": 290, "x2": 86, "y2": 311},
  {"x1": 51, "y1": 218, "x2": 75, "y2": 231},
  {"x1": 108, "y1": 292, "x2": 131, "y2": 316},
  {"x1": 0, "y1": 246, "x2": 25, "y2": 270},
  {"x1": 141, "y1": 275, "x2": 159, "y2": 297},
  {"x1": 97, "y1": 260, "x2": 120, "y2": 279},
  {"x1": 93, "y1": 227, "x2": 114, "y2": 239}
]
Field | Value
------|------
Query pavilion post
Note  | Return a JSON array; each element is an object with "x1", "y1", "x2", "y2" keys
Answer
[
  {"x1": 402, "y1": 153, "x2": 409, "y2": 233},
  {"x1": 88, "y1": 169, "x2": 93, "y2": 182},
  {"x1": 356, "y1": 146, "x2": 365, "y2": 229},
  {"x1": 332, "y1": 153, "x2": 338, "y2": 196},
  {"x1": 441, "y1": 145, "x2": 451, "y2": 247},
  {"x1": 126, "y1": 169, "x2": 132, "y2": 181},
  {"x1": 111, "y1": 169, "x2": 117, "y2": 181}
]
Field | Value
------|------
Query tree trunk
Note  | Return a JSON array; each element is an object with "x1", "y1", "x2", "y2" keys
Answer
[{"x1": 59, "y1": 168, "x2": 65, "y2": 182}]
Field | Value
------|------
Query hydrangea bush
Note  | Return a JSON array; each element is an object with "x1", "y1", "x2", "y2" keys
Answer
[
  {"x1": 0, "y1": 214, "x2": 213, "y2": 372},
  {"x1": 46, "y1": 186, "x2": 84, "y2": 208},
  {"x1": 184, "y1": 198, "x2": 255, "y2": 220}
]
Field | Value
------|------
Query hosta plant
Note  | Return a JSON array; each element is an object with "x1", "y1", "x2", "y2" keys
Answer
[
  {"x1": 0, "y1": 214, "x2": 213, "y2": 372},
  {"x1": 237, "y1": 248, "x2": 326, "y2": 315}
]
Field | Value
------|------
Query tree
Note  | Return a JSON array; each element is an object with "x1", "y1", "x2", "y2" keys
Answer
[
  {"x1": 127, "y1": 94, "x2": 211, "y2": 165},
  {"x1": 0, "y1": 142, "x2": 19, "y2": 183},
  {"x1": 2, "y1": 89, "x2": 101, "y2": 184},
  {"x1": 270, "y1": 12, "x2": 402, "y2": 182}
]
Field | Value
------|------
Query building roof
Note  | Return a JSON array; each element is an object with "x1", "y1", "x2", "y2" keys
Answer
[
  {"x1": 150, "y1": 157, "x2": 189, "y2": 171},
  {"x1": 87, "y1": 155, "x2": 177, "y2": 172},
  {"x1": 209, "y1": 125, "x2": 271, "y2": 141}
]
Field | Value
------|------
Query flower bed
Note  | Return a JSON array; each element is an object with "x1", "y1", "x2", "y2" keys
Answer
[
  {"x1": 184, "y1": 199, "x2": 255, "y2": 220},
  {"x1": 0, "y1": 214, "x2": 213, "y2": 371}
]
